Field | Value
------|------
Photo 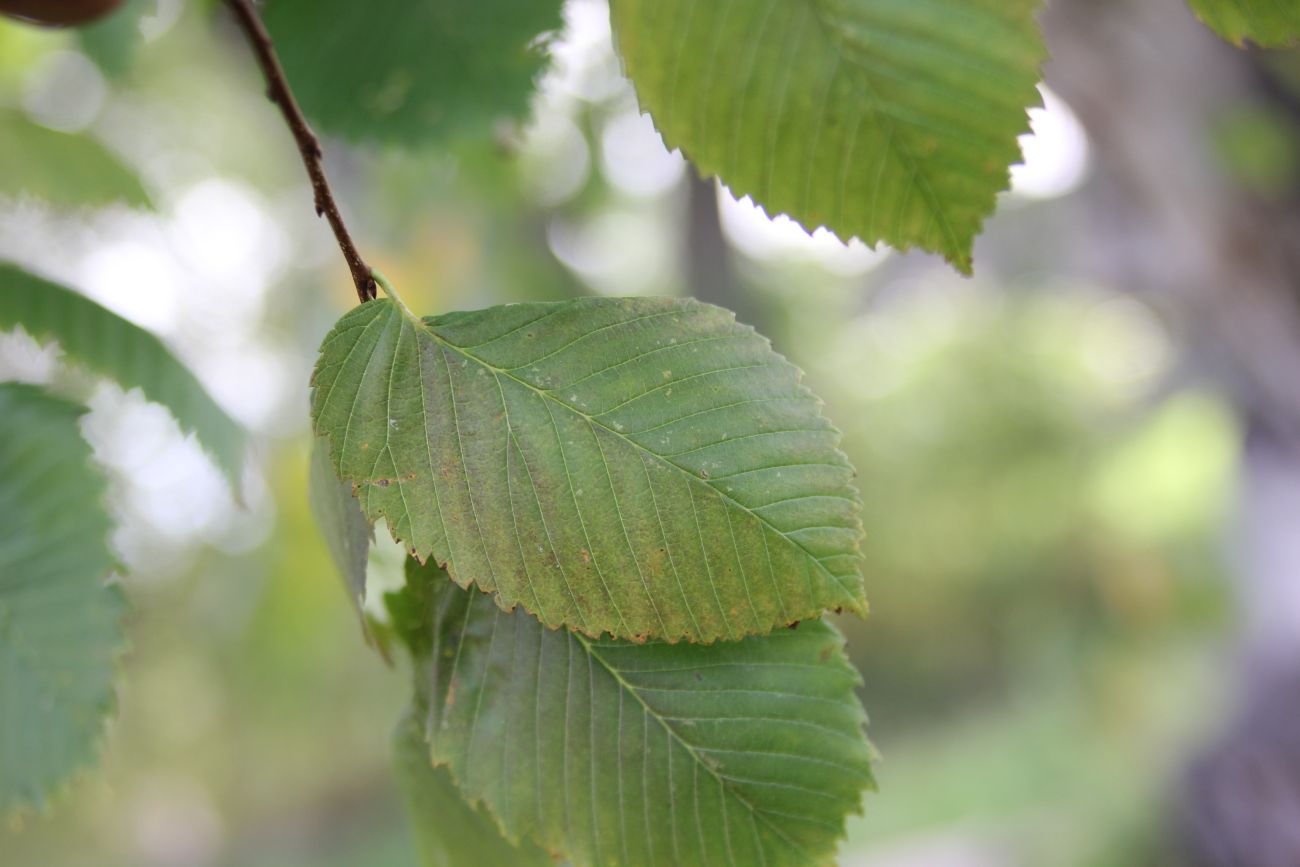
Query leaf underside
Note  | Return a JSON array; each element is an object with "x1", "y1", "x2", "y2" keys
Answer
[
  {"x1": 312, "y1": 296, "x2": 866, "y2": 644},
  {"x1": 0, "y1": 264, "x2": 245, "y2": 488},
  {"x1": 609, "y1": 0, "x2": 1047, "y2": 272},
  {"x1": 308, "y1": 436, "x2": 372, "y2": 610},
  {"x1": 396, "y1": 558, "x2": 875, "y2": 867},
  {"x1": 393, "y1": 709, "x2": 554, "y2": 867},
  {"x1": 263, "y1": 0, "x2": 564, "y2": 145},
  {"x1": 1186, "y1": 0, "x2": 1300, "y2": 46},
  {"x1": 0, "y1": 109, "x2": 149, "y2": 209},
  {"x1": 0, "y1": 383, "x2": 124, "y2": 815}
]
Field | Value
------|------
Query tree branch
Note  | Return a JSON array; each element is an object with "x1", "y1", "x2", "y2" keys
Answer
[{"x1": 222, "y1": 0, "x2": 375, "y2": 304}]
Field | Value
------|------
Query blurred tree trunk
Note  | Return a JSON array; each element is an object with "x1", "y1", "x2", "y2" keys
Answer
[{"x1": 1043, "y1": 0, "x2": 1300, "y2": 863}]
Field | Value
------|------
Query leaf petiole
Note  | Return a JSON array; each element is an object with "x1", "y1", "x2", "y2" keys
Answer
[{"x1": 370, "y1": 268, "x2": 415, "y2": 319}]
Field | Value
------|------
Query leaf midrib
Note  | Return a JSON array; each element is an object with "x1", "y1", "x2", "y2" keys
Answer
[
  {"x1": 391, "y1": 302, "x2": 861, "y2": 610},
  {"x1": 575, "y1": 629, "x2": 814, "y2": 860},
  {"x1": 801, "y1": 0, "x2": 967, "y2": 259}
]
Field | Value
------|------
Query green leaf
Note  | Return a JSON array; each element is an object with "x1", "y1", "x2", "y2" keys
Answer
[
  {"x1": 0, "y1": 109, "x2": 149, "y2": 209},
  {"x1": 311, "y1": 296, "x2": 865, "y2": 644},
  {"x1": 608, "y1": 0, "x2": 1046, "y2": 273},
  {"x1": 0, "y1": 383, "x2": 125, "y2": 814},
  {"x1": 395, "y1": 558, "x2": 875, "y2": 867},
  {"x1": 1186, "y1": 0, "x2": 1300, "y2": 46},
  {"x1": 393, "y1": 709, "x2": 554, "y2": 867},
  {"x1": 308, "y1": 435, "x2": 372, "y2": 610},
  {"x1": 78, "y1": 0, "x2": 149, "y2": 79},
  {"x1": 262, "y1": 0, "x2": 564, "y2": 145},
  {"x1": 0, "y1": 263, "x2": 245, "y2": 489}
]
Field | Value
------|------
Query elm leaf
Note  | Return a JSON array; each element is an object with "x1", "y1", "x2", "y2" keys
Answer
[
  {"x1": 311, "y1": 295, "x2": 866, "y2": 644},
  {"x1": 609, "y1": 0, "x2": 1047, "y2": 272},
  {"x1": 0, "y1": 383, "x2": 125, "y2": 815},
  {"x1": 392, "y1": 709, "x2": 553, "y2": 867},
  {"x1": 393, "y1": 558, "x2": 876, "y2": 867}
]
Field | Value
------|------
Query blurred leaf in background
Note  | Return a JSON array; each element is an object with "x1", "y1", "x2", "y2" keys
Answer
[
  {"x1": 0, "y1": 108, "x2": 149, "y2": 208},
  {"x1": 0, "y1": 383, "x2": 125, "y2": 816},
  {"x1": 263, "y1": 0, "x2": 565, "y2": 145}
]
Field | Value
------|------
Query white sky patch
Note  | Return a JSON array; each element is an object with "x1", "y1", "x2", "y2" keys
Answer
[
  {"x1": 80, "y1": 236, "x2": 186, "y2": 334},
  {"x1": 22, "y1": 50, "x2": 106, "y2": 134},
  {"x1": 548, "y1": 209, "x2": 675, "y2": 296},
  {"x1": 600, "y1": 110, "x2": 685, "y2": 199},
  {"x1": 716, "y1": 183, "x2": 891, "y2": 277},
  {"x1": 1011, "y1": 86, "x2": 1090, "y2": 201}
]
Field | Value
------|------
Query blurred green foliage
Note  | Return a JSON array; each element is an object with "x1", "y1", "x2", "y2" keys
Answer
[{"x1": 263, "y1": 0, "x2": 564, "y2": 145}]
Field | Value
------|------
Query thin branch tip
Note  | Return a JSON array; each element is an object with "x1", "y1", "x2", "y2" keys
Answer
[{"x1": 222, "y1": 0, "x2": 376, "y2": 304}]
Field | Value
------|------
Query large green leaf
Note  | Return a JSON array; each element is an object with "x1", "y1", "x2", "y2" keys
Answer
[
  {"x1": 0, "y1": 264, "x2": 245, "y2": 488},
  {"x1": 262, "y1": 0, "x2": 564, "y2": 145},
  {"x1": 609, "y1": 0, "x2": 1046, "y2": 273},
  {"x1": 393, "y1": 709, "x2": 554, "y2": 867},
  {"x1": 1186, "y1": 0, "x2": 1300, "y2": 46},
  {"x1": 0, "y1": 383, "x2": 125, "y2": 814},
  {"x1": 311, "y1": 296, "x2": 865, "y2": 644},
  {"x1": 0, "y1": 109, "x2": 149, "y2": 209},
  {"x1": 395, "y1": 558, "x2": 875, "y2": 867}
]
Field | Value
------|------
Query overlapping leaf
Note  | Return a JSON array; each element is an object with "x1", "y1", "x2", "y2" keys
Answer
[
  {"x1": 0, "y1": 264, "x2": 245, "y2": 488},
  {"x1": 0, "y1": 383, "x2": 124, "y2": 814},
  {"x1": 308, "y1": 436, "x2": 372, "y2": 610},
  {"x1": 394, "y1": 558, "x2": 875, "y2": 867},
  {"x1": 393, "y1": 710, "x2": 554, "y2": 867},
  {"x1": 608, "y1": 0, "x2": 1046, "y2": 272},
  {"x1": 1186, "y1": 0, "x2": 1300, "y2": 46},
  {"x1": 312, "y1": 296, "x2": 865, "y2": 643},
  {"x1": 0, "y1": 109, "x2": 149, "y2": 209},
  {"x1": 263, "y1": 0, "x2": 563, "y2": 145}
]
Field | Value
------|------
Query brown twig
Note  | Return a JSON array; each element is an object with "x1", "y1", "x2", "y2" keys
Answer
[{"x1": 222, "y1": 0, "x2": 375, "y2": 303}]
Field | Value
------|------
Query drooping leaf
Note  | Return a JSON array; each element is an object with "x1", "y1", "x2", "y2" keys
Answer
[
  {"x1": 262, "y1": 0, "x2": 564, "y2": 145},
  {"x1": 393, "y1": 709, "x2": 554, "y2": 867},
  {"x1": 394, "y1": 558, "x2": 875, "y2": 867},
  {"x1": 0, "y1": 383, "x2": 125, "y2": 814},
  {"x1": 308, "y1": 435, "x2": 372, "y2": 610},
  {"x1": 312, "y1": 296, "x2": 866, "y2": 644},
  {"x1": 1186, "y1": 0, "x2": 1300, "y2": 46},
  {"x1": 608, "y1": 0, "x2": 1046, "y2": 273},
  {"x1": 0, "y1": 264, "x2": 245, "y2": 489},
  {"x1": 0, "y1": 109, "x2": 149, "y2": 209}
]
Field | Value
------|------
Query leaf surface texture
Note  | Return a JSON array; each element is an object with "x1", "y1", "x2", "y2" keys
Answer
[
  {"x1": 0, "y1": 383, "x2": 124, "y2": 814},
  {"x1": 312, "y1": 297, "x2": 865, "y2": 643},
  {"x1": 396, "y1": 559, "x2": 875, "y2": 867},
  {"x1": 609, "y1": 0, "x2": 1046, "y2": 271},
  {"x1": 393, "y1": 709, "x2": 554, "y2": 867}
]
